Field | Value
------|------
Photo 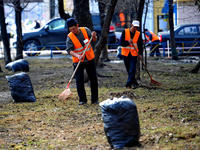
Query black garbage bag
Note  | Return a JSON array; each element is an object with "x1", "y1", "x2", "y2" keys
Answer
[
  {"x1": 5, "y1": 59, "x2": 29, "y2": 72},
  {"x1": 99, "y1": 97, "x2": 140, "y2": 149},
  {"x1": 6, "y1": 72, "x2": 36, "y2": 102}
]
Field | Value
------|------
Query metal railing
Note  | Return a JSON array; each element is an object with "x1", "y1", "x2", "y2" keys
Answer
[
  {"x1": 1, "y1": 41, "x2": 199, "y2": 60},
  {"x1": 160, "y1": 40, "x2": 200, "y2": 57}
]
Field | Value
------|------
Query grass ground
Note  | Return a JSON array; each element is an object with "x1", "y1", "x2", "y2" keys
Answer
[{"x1": 0, "y1": 56, "x2": 200, "y2": 150}]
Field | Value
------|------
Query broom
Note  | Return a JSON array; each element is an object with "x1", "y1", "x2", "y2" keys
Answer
[{"x1": 58, "y1": 37, "x2": 93, "y2": 100}]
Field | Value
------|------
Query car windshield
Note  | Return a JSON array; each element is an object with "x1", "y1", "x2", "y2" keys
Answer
[
  {"x1": 48, "y1": 19, "x2": 65, "y2": 30},
  {"x1": 177, "y1": 25, "x2": 198, "y2": 36}
]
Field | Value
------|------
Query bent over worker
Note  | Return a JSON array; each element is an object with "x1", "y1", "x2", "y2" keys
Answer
[
  {"x1": 66, "y1": 18, "x2": 98, "y2": 105},
  {"x1": 144, "y1": 29, "x2": 160, "y2": 57},
  {"x1": 120, "y1": 20, "x2": 143, "y2": 89}
]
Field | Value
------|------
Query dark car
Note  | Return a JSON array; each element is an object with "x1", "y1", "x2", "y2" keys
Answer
[
  {"x1": 22, "y1": 18, "x2": 68, "y2": 55},
  {"x1": 22, "y1": 16, "x2": 117, "y2": 56},
  {"x1": 158, "y1": 23, "x2": 200, "y2": 55}
]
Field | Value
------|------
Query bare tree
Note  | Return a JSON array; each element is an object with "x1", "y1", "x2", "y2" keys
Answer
[
  {"x1": 14, "y1": 0, "x2": 23, "y2": 60},
  {"x1": 114, "y1": 0, "x2": 138, "y2": 26},
  {"x1": 168, "y1": 0, "x2": 178, "y2": 60},
  {"x1": 0, "y1": 0, "x2": 12, "y2": 65},
  {"x1": 73, "y1": 0, "x2": 93, "y2": 30},
  {"x1": 58, "y1": 0, "x2": 70, "y2": 20},
  {"x1": 97, "y1": 0, "x2": 109, "y2": 61},
  {"x1": 5, "y1": 0, "x2": 29, "y2": 60},
  {"x1": 135, "y1": 0, "x2": 145, "y2": 80},
  {"x1": 95, "y1": 0, "x2": 118, "y2": 64},
  {"x1": 195, "y1": 0, "x2": 200, "y2": 9},
  {"x1": 50, "y1": 0, "x2": 55, "y2": 19},
  {"x1": 190, "y1": 61, "x2": 200, "y2": 73},
  {"x1": 143, "y1": 0, "x2": 150, "y2": 67},
  {"x1": 190, "y1": 0, "x2": 200, "y2": 73}
]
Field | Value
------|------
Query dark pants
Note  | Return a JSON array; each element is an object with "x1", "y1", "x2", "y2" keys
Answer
[
  {"x1": 123, "y1": 54, "x2": 138, "y2": 87},
  {"x1": 73, "y1": 59, "x2": 98, "y2": 103},
  {"x1": 150, "y1": 40, "x2": 160, "y2": 56}
]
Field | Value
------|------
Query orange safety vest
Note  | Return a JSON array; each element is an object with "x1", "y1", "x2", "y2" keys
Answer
[
  {"x1": 68, "y1": 27, "x2": 95, "y2": 63},
  {"x1": 119, "y1": 12, "x2": 125, "y2": 27},
  {"x1": 145, "y1": 31, "x2": 159, "y2": 42},
  {"x1": 121, "y1": 28, "x2": 140, "y2": 56}
]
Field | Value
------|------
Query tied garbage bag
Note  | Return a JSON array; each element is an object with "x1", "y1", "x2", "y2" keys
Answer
[
  {"x1": 6, "y1": 72, "x2": 36, "y2": 102},
  {"x1": 99, "y1": 97, "x2": 140, "y2": 149},
  {"x1": 5, "y1": 59, "x2": 29, "y2": 72}
]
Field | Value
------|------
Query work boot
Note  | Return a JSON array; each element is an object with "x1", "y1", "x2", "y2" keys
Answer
[
  {"x1": 132, "y1": 84, "x2": 139, "y2": 89},
  {"x1": 79, "y1": 102, "x2": 87, "y2": 105},
  {"x1": 91, "y1": 101, "x2": 99, "y2": 105},
  {"x1": 132, "y1": 80, "x2": 139, "y2": 88},
  {"x1": 126, "y1": 85, "x2": 132, "y2": 89}
]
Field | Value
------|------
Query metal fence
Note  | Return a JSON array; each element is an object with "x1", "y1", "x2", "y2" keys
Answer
[{"x1": 0, "y1": 41, "x2": 200, "y2": 60}]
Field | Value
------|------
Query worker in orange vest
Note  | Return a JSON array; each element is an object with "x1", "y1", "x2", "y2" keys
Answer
[
  {"x1": 66, "y1": 18, "x2": 98, "y2": 105},
  {"x1": 119, "y1": 12, "x2": 125, "y2": 27},
  {"x1": 120, "y1": 20, "x2": 143, "y2": 89},
  {"x1": 144, "y1": 29, "x2": 160, "y2": 57}
]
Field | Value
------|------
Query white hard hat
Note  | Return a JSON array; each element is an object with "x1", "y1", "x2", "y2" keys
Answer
[{"x1": 132, "y1": 20, "x2": 139, "y2": 27}]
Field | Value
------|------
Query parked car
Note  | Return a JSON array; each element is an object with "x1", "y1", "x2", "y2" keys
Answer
[
  {"x1": 158, "y1": 23, "x2": 200, "y2": 55},
  {"x1": 21, "y1": 18, "x2": 67, "y2": 56},
  {"x1": 21, "y1": 16, "x2": 117, "y2": 56}
]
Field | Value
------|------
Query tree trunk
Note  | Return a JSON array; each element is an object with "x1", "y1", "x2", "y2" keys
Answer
[
  {"x1": 143, "y1": 0, "x2": 150, "y2": 68},
  {"x1": 0, "y1": 0, "x2": 12, "y2": 65},
  {"x1": 98, "y1": 0, "x2": 109, "y2": 61},
  {"x1": 58, "y1": 0, "x2": 71, "y2": 20},
  {"x1": 135, "y1": 0, "x2": 145, "y2": 81},
  {"x1": 195, "y1": 0, "x2": 200, "y2": 10},
  {"x1": 14, "y1": 0, "x2": 23, "y2": 60},
  {"x1": 50, "y1": 0, "x2": 55, "y2": 19},
  {"x1": 73, "y1": 0, "x2": 93, "y2": 30},
  {"x1": 168, "y1": 0, "x2": 178, "y2": 60},
  {"x1": 190, "y1": 60, "x2": 200, "y2": 73},
  {"x1": 95, "y1": 0, "x2": 118, "y2": 64}
]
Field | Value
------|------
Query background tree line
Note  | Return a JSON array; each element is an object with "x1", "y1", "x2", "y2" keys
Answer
[{"x1": 0, "y1": 0, "x2": 199, "y2": 73}]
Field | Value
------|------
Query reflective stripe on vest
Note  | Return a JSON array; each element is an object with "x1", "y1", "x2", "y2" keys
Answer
[
  {"x1": 145, "y1": 31, "x2": 159, "y2": 42},
  {"x1": 121, "y1": 28, "x2": 140, "y2": 56},
  {"x1": 68, "y1": 27, "x2": 95, "y2": 63}
]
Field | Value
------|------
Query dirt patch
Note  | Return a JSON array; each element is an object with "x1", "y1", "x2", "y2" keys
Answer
[
  {"x1": 0, "y1": 55, "x2": 200, "y2": 149},
  {"x1": 0, "y1": 92, "x2": 12, "y2": 103}
]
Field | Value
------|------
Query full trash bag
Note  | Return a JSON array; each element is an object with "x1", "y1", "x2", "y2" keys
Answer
[
  {"x1": 99, "y1": 97, "x2": 140, "y2": 149},
  {"x1": 5, "y1": 59, "x2": 29, "y2": 72},
  {"x1": 6, "y1": 72, "x2": 36, "y2": 102}
]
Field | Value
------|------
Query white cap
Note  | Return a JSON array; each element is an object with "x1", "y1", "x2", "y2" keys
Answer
[{"x1": 132, "y1": 20, "x2": 139, "y2": 27}]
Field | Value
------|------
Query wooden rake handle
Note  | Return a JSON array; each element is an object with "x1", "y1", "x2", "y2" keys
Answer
[{"x1": 66, "y1": 37, "x2": 93, "y2": 88}]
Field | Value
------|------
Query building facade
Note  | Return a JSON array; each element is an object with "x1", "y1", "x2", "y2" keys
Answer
[{"x1": 154, "y1": 0, "x2": 200, "y2": 33}]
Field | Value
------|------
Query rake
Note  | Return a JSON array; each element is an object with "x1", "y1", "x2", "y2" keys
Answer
[
  {"x1": 58, "y1": 37, "x2": 93, "y2": 100},
  {"x1": 131, "y1": 43, "x2": 161, "y2": 86}
]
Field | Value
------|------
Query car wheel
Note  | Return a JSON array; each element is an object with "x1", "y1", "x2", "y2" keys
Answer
[{"x1": 24, "y1": 40, "x2": 40, "y2": 56}]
